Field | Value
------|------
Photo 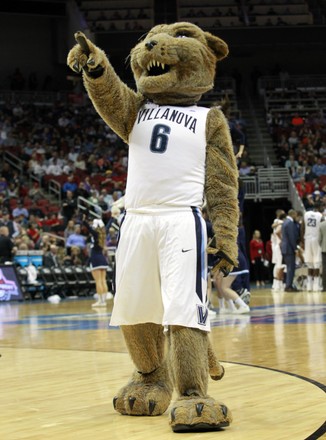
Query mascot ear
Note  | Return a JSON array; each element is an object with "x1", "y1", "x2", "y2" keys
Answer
[{"x1": 205, "y1": 32, "x2": 229, "y2": 61}]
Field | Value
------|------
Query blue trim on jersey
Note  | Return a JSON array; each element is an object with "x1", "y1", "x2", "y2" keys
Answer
[
  {"x1": 191, "y1": 207, "x2": 205, "y2": 302},
  {"x1": 116, "y1": 212, "x2": 126, "y2": 250}
]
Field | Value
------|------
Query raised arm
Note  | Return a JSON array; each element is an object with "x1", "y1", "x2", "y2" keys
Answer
[{"x1": 67, "y1": 32, "x2": 145, "y2": 143}]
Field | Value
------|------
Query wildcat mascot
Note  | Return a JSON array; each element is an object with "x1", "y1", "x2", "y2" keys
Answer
[{"x1": 67, "y1": 22, "x2": 239, "y2": 432}]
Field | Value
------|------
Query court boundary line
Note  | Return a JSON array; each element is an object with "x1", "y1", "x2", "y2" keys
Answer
[{"x1": 222, "y1": 360, "x2": 326, "y2": 440}]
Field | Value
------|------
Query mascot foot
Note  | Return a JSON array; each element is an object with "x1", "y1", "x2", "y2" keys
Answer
[
  {"x1": 169, "y1": 396, "x2": 232, "y2": 432},
  {"x1": 113, "y1": 369, "x2": 172, "y2": 416}
]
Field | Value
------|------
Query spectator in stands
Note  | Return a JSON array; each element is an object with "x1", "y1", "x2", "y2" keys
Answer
[
  {"x1": 58, "y1": 112, "x2": 71, "y2": 129},
  {"x1": 0, "y1": 209, "x2": 19, "y2": 238},
  {"x1": 100, "y1": 188, "x2": 113, "y2": 210},
  {"x1": 38, "y1": 234, "x2": 52, "y2": 253},
  {"x1": 40, "y1": 212, "x2": 62, "y2": 233},
  {"x1": 303, "y1": 194, "x2": 315, "y2": 211},
  {"x1": 43, "y1": 244, "x2": 61, "y2": 267},
  {"x1": 62, "y1": 174, "x2": 78, "y2": 196},
  {"x1": 0, "y1": 226, "x2": 14, "y2": 263},
  {"x1": 0, "y1": 177, "x2": 8, "y2": 197},
  {"x1": 320, "y1": 184, "x2": 326, "y2": 198},
  {"x1": 46, "y1": 158, "x2": 63, "y2": 176},
  {"x1": 1, "y1": 165, "x2": 15, "y2": 185},
  {"x1": 63, "y1": 245, "x2": 86, "y2": 266},
  {"x1": 88, "y1": 187, "x2": 99, "y2": 205},
  {"x1": 28, "y1": 153, "x2": 47, "y2": 178},
  {"x1": 291, "y1": 113, "x2": 304, "y2": 127},
  {"x1": 97, "y1": 195, "x2": 109, "y2": 214},
  {"x1": 26, "y1": 220, "x2": 41, "y2": 245},
  {"x1": 288, "y1": 130, "x2": 299, "y2": 148},
  {"x1": 83, "y1": 176, "x2": 92, "y2": 193},
  {"x1": 285, "y1": 154, "x2": 299, "y2": 175},
  {"x1": 61, "y1": 190, "x2": 77, "y2": 224},
  {"x1": 313, "y1": 190, "x2": 322, "y2": 203},
  {"x1": 319, "y1": 142, "x2": 326, "y2": 158},
  {"x1": 63, "y1": 159, "x2": 75, "y2": 175},
  {"x1": 312, "y1": 158, "x2": 326, "y2": 177},
  {"x1": 68, "y1": 146, "x2": 80, "y2": 163},
  {"x1": 295, "y1": 176, "x2": 310, "y2": 198},
  {"x1": 15, "y1": 230, "x2": 35, "y2": 251},
  {"x1": 105, "y1": 201, "x2": 120, "y2": 226},
  {"x1": 75, "y1": 181, "x2": 90, "y2": 199},
  {"x1": 65, "y1": 224, "x2": 86, "y2": 252},
  {"x1": 304, "y1": 165, "x2": 317, "y2": 182},
  {"x1": 5, "y1": 182, "x2": 19, "y2": 200},
  {"x1": 75, "y1": 153, "x2": 87, "y2": 171},
  {"x1": 238, "y1": 161, "x2": 251, "y2": 176},
  {"x1": 28, "y1": 182, "x2": 43, "y2": 202},
  {"x1": 292, "y1": 166, "x2": 305, "y2": 183},
  {"x1": 12, "y1": 201, "x2": 29, "y2": 221},
  {"x1": 87, "y1": 155, "x2": 100, "y2": 175}
]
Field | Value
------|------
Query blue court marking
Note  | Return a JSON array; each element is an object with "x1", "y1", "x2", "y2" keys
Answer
[
  {"x1": 1, "y1": 303, "x2": 326, "y2": 331},
  {"x1": 210, "y1": 303, "x2": 326, "y2": 327}
]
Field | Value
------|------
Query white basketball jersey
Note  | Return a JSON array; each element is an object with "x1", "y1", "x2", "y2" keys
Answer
[
  {"x1": 125, "y1": 103, "x2": 210, "y2": 209},
  {"x1": 304, "y1": 211, "x2": 322, "y2": 240},
  {"x1": 271, "y1": 218, "x2": 283, "y2": 247}
]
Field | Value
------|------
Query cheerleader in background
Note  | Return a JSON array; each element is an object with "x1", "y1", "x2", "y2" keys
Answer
[
  {"x1": 214, "y1": 246, "x2": 250, "y2": 314},
  {"x1": 83, "y1": 215, "x2": 112, "y2": 308}
]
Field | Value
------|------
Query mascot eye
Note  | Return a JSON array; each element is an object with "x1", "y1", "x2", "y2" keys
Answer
[{"x1": 175, "y1": 32, "x2": 189, "y2": 38}]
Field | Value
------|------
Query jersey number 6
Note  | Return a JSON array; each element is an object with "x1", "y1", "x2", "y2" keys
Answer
[{"x1": 149, "y1": 124, "x2": 171, "y2": 154}]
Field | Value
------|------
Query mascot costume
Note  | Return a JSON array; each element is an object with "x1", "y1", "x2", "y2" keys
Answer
[{"x1": 67, "y1": 22, "x2": 239, "y2": 432}]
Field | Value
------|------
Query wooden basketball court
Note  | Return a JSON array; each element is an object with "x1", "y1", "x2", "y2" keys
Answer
[{"x1": 1, "y1": 288, "x2": 326, "y2": 439}]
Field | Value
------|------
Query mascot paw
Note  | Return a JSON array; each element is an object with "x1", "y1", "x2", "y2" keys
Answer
[
  {"x1": 169, "y1": 396, "x2": 232, "y2": 432},
  {"x1": 67, "y1": 31, "x2": 106, "y2": 76},
  {"x1": 113, "y1": 371, "x2": 172, "y2": 416}
]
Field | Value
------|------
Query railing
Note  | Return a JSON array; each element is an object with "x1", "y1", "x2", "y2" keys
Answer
[
  {"x1": 258, "y1": 75, "x2": 326, "y2": 95},
  {"x1": 241, "y1": 167, "x2": 290, "y2": 201},
  {"x1": 288, "y1": 178, "x2": 306, "y2": 213},
  {"x1": 77, "y1": 196, "x2": 102, "y2": 218},
  {"x1": 48, "y1": 179, "x2": 62, "y2": 204},
  {"x1": 28, "y1": 172, "x2": 42, "y2": 189},
  {"x1": 0, "y1": 90, "x2": 70, "y2": 106},
  {"x1": 3, "y1": 150, "x2": 24, "y2": 176},
  {"x1": 241, "y1": 167, "x2": 306, "y2": 212}
]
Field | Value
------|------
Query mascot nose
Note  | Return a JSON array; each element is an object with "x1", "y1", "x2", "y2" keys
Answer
[{"x1": 145, "y1": 40, "x2": 158, "y2": 51}]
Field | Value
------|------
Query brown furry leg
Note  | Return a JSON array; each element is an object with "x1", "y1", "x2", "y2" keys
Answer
[
  {"x1": 208, "y1": 338, "x2": 225, "y2": 380},
  {"x1": 113, "y1": 323, "x2": 173, "y2": 416},
  {"x1": 168, "y1": 326, "x2": 232, "y2": 432}
]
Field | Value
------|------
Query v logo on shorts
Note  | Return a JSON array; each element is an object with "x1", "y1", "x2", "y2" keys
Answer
[
  {"x1": 182, "y1": 248, "x2": 192, "y2": 253},
  {"x1": 197, "y1": 305, "x2": 208, "y2": 326}
]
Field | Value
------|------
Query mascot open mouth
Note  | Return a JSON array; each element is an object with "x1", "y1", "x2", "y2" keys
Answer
[{"x1": 146, "y1": 60, "x2": 171, "y2": 77}]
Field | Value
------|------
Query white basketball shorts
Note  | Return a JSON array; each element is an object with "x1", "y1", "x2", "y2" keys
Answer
[
  {"x1": 110, "y1": 207, "x2": 210, "y2": 332},
  {"x1": 304, "y1": 238, "x2": 321, "y2": 267},
  {"x1": 272, "y1": 244, "x2": 283, "y2": 267}
]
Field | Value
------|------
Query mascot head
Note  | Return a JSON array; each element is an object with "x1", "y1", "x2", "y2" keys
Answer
[{"x1": 130, "y1": 22, "x2": 228, "y2": 105}]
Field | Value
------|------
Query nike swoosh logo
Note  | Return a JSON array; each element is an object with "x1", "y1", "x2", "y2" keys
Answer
[{"x1": 182, "y1": 249, "x2": 192, "y2": 253}]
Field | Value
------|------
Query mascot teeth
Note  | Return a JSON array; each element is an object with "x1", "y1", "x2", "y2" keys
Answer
[{"x1": 146, "y1": 59, "x2": 170, "y2": 76}]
